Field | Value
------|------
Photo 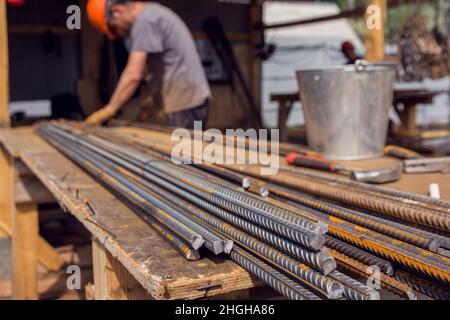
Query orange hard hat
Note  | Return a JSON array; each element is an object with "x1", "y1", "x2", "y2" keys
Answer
[{"x1": 87, "y1": 0, "x2": 120, "y2": 39}]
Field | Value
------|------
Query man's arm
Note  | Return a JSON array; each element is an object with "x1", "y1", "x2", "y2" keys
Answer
[
  {"x1": 106, "y1": 50, "x2": 148, "y2": 113},
  {"x1": 85, "y1": 51, "x2": 148, "y2": 125}
]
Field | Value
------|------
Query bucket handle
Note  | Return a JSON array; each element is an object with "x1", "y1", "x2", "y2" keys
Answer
[{"x1": 354, "y1": 59, "x2": 368, "y2": 71}]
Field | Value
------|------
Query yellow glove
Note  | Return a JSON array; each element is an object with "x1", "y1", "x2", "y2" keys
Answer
[{"x1": 85, "y1": 108, "x2": 115, "y2": 125}]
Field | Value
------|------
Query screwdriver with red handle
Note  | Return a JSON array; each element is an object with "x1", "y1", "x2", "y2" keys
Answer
[{"x1": 286, "y1": 153, "x2": 351, "y2": 175}]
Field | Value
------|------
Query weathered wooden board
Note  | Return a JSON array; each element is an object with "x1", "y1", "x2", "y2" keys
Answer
[
  {"x1": 0, "y1": 127, "x2": 53, "y2": 158},
  {"x1": 15, "y1": 175, "x2": 55, "y2": 205},
  {"x1": 11, "y1": 128, "x2": 257, "y2": 299}
]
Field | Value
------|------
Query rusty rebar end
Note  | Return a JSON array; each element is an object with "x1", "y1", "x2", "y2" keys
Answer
[
  {"x1": 186, "y1": 250, "x2": 201, "y2": 261},
  {"x1": 368, "y1": 290, "x2": 381, "y2": 300},
  {"x1": 310, "y1": 234, "x2": 326, "y2": 251},
  {"x1": 211, "y1": 240, "x2": 225, "y2": 255},
  {"x1": 223, "y1": 240, "x2": 234, "y2": 254},
  {"x1": 242, "y1": 177, "x2": 250, "y2": 189},
  {"x1": 192, "y1": 236, "x2": 205, "y2": 250},
  {"x1": 327, "y1": 282, "x2": 344, "y2": 300},
  {"x1": 259, "y1": 186, "x2": 270, "y2": 197},
  {"x1": 314, "y1": 221, "x2": 329, "y2": 234},
  {"x1": 319, "y1": 253, "x2": 337, "y2": 275},
  {"x1": 428, "y1": 238, "x2": 441, "y2": 252}
]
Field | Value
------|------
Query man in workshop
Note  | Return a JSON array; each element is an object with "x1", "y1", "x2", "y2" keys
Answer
[
  {"x1": 85, "y1": 0, "x2": 211, "y2": 129},
  {"x1": 341, "y1": 41, "x2": 361, "y2": 65}
]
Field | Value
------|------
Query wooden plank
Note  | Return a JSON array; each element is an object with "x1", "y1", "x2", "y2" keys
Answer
[
  {"x1": 0, "y1": 0, "x2": 9, "y2": 127},
  {"x1": 365, "y1": 0, "x2": 386, "y2": 61},
  {"x1": 0, "y1": 217, "x2": 63, "y2": 272},
  {"x1": 92, "y1": 239, "x2": 151, "y2": 300},
  {"x1": 37, "y1": 237, "x2": 65, "y2": 272},
  {"x1": 14, "y1": 159, "x2": 34, "y2": 177},
  {"x1": 0, "y1": 146, "x2": 14, "y2": 230},
  {"x1": 14, "y1": 130, "x2": 256, "y2": 299},
  {"x1": 15, "y1": 175, "x2": 55, "y2": 205},
  {"x1": 0, "y1": 127, "x2": 54, "y2": 158},
  {"x1": 249, "y1": 1, "x2": 262, "y2": 115},
  {"x1": 77, "y1": 0, "x2": 103, "y2": 116},
  {"x1": 12, "y1": 203, "x2": 39, "y2": 300},
  {"x1": 92, "y1": 239, "x2": 109, "y2": 300}
]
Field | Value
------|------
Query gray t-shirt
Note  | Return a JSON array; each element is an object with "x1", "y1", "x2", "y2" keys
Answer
[{"x1": 129, "y1": 3, "x2": 211, "y2": 114}]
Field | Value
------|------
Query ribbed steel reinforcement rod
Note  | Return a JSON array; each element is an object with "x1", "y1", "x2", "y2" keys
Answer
[
  {"x1": 76, "y1": 146, "x2": 342, "y2": 298},
  {"x1": 325, "y1": 236, "x2": 394, "y2": 275},
  {"x1": 280, "y1": 165, "x2": 450, "y2": 210},
  {"x1": 39, "y1": 124, "x2": 345, "y2": 299},
  {"x1": 119, "y1": 196, "x2": 201, "y2": 261},
  {"x1": 47, "y1": 124, "x2": 325, "y2": 251},
  {"x1": 38, "y1": 128, "x2": 206, "y2": 251},
  {"x1": 269, "y1": 184, "x2": 441, "y2": 251},
  {"x1": 279, "y1": 196, "x2": 450, "y2": 286},
  {"x1": 54, "y1": 123, "x2": 326, "y2": 234},
  {"x1": 225, "y1": 163, "x2": 450, "y2": 232},
  {"x1": 119, "y1": 165, "x2": 335, "y2": 274},
  {"x1": 230, "y1": 246, "x2": 320, "y2": 300}
]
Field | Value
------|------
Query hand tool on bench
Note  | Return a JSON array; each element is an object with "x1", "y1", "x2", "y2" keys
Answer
[
  {"x1": 403, "y1": 157, "x2": 450, "y2": 174},
  {"x1": 384, "y1": 145, "x2": 424, "y2": 160},
  {"x1": 286, "y1": 153, "x2": 402, "y2": 184}
]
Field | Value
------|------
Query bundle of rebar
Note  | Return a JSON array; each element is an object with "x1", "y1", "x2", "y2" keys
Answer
[{"x1": 36, "y1": 122, "x2": 450, "y2": 300}]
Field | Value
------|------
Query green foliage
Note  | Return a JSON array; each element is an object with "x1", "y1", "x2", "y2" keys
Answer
[{"x1": 333, "y1": 0, "x2": 450, "y2": 43}]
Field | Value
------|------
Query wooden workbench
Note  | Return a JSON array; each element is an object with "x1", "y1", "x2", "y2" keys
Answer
[
  {"x1": 0, "y1": 127, "x2": 257, "y2": 300},
  {"x1": 2, "y1": 126, "x2": 450, "y2": 300}
]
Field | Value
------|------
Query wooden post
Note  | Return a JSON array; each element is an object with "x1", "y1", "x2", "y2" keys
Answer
[
  {"x1": 92, "y1": 239, "x2": 151, "y2": 300},
  {"x1": 0, "y1": 147, "x2": 13, "y2": 230},
  {"x1": 12, "y1": 203, "x2": 39, "y2": 300},
  {"x1": 365, "y1": 0, "x2": 386, "y2": 62},
  {"x1": 0, "y1": 0, "x2": 9, "y2": 127},
  {"x1": 249, "y1": 0, "x2": 263, "y2": 121},
  {"x1": 77, "y1": 0, "x2": 103, "y2": 116}
]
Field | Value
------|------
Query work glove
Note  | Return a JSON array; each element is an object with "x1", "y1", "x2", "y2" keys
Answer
[{"x1": 84, "y1": 108, "x2": 115, "y2": 125}]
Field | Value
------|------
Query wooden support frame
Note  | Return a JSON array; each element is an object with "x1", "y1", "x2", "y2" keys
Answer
[
  {"x1": 12, "y1": 203, "x2": 39, "y2": 300},
  {"x1": 0, "y1": 144, "x2": 63, "y2": 299},
  {"x1": 365, "y1": 0, "x2": 386, "y2": 62},
  {"x1": 92, "y1": 239, "x2": 151, "y2": 300},
  {"x1": 0, "y1": 0, "x2": 9, "y2": 127},
  {"x1": 249, "y1": 0, "x2": 263, "y2": 117}
]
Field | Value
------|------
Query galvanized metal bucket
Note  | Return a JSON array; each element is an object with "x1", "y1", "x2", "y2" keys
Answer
[{"x1": 296, "y1": 61, "x2": 396, "y2": 160}]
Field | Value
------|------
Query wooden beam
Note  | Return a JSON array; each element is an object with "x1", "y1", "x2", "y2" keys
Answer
[
  {"x1": 0, "y1": 219, "x2": 64, "y2": 272},
  {"x1": 0, "y1": 0, "x2": 9, "y2": 127},
  {"x1": 92, "y1": 239, "x2": 151, "y2": 300},
  {"x1": 77, "y1": 0, "x2": 103, "y2": 116},
  {"x1": 0, "y1": 146, "x2": 13, "y2": 231},
  {"x1": 262, "y1": 0, "x2": 416, "y2": 30},
  {"x1": 37, "y1": 238, "x2": 65, "y2": 272},
  {"x1": 365, "y1": 0, "x2": 386, "y2": 62},
  {"x1": 12, "y1": 203, "x2": 39, "y2": 300},
  {"x1": 15, "y1": 176, "x2": 55, "y2": 205},
  {"x1": 249, "y1": 1, "x2": 263, "y2": 117},
  {"x1": 92, "y1": 239, "x2": 109, "y2": 300},
  {"x1": 0, "y1": 146, "x2": 62, "y2": 273}
]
